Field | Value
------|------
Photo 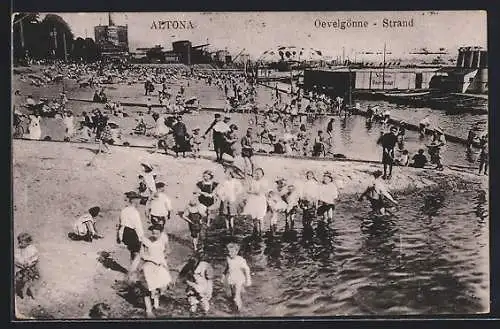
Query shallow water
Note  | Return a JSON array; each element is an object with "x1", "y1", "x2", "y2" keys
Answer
[
  {"x1": 26, "y1": 102, "x2": 479, "y2": 168},
  {"x1": 190, "y1": 187, "x2": 488, "y2": 316},
  {"x1": 269, "y1": 81, "x2": 488, "y2": 140}
]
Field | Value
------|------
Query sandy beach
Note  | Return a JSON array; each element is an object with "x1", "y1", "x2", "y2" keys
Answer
[{"x1": 12, "y1": 137, "x2": 486, "y2": 318}]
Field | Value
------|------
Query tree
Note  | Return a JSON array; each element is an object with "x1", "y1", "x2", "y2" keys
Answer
[
  {"x1": 12, "y1": 13, "x2": 75, "y2": 62},
  {"x1": 12, "y1": 13, "x2": 41, "y2": 62},
  {"x1": 72, "y1": 37, "x2": 86, "y2": 61},
  {"x1": 39, "y1": 14, "x2": 75, "y2": 60},
  {"x1": 84, "y1": 38, "x2": 98, "y2": 61}
]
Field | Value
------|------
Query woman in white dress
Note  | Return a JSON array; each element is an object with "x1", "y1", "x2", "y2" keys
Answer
[
  {"x1": 130, "y1": 224, "x2": 171, "y2": 318},
  {"x1": 242, "y1": 168, "x2": 270, "y2": 235},
  {"x1": 27, "y1": 115, "x2": 42, "y2": 140},
  {"x1": 63, "y1": 111, "x2": 75, "y2": 141}
]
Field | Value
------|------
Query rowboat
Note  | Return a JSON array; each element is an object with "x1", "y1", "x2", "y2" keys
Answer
[{"x1": 383, "y1": 91, "x2": 430, "y2": 97}]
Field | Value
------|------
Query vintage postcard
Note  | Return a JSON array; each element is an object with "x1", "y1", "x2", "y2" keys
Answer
[{"x1": 11, "y1": 11, "x2": 489, "y2": 319}]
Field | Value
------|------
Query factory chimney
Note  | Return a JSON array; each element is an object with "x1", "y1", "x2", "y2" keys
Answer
[{"x1": 108, "y1": 13, "x2": 115, "y2": 26}]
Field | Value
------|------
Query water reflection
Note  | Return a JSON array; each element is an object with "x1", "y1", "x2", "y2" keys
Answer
[{"x1": 198, "y1": 187, "x2": 487, "y2": 316}]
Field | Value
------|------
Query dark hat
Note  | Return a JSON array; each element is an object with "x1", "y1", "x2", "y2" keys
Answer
[
  {"x1": 89, "y1": 206, "x2": 101, "y2": 217},
  {"x1": 148, "y1": 224, "x2": 163, "y2": 231},
  {"x1": 203, "y1": 170, "x2": 214, "y2": 179},
  {"x1": 323, "y1": 171, "x2": 333, "y2": 181},
  {"x1": 124, "y1": 191, "x2": 141, "y2": 199},
  {"x1": 156, "y1": 182, "x2": 165, "y2": 188},
  {"x1": 141, "y1": 162, "x2": 153, "y2": 171}
]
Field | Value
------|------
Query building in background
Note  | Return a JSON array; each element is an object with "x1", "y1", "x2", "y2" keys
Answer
[
  {"x1": 432, "y1": 46, "x2": 488, "y2": 93},
  {"x1": 94, "y1": 13, "x2": 129, "y2": 60},
  {"x1": 303, "y1": 46, "x2": 488, "y2": 96}
]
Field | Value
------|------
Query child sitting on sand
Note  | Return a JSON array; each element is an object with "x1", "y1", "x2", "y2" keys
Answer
[
  {"x1": 69, "y1": 206, "x2": 103, "y2": 242},
  {"x1": 75, "y1": 122, "x2": 93, "y2": 142},
  {"x1": 394, "y1": 149, "x2": 409, "y2": 167},
  {"x1": 89, "y1": 303, "x2": 111, "y2": 319},
  {"x1": 134, "y1": 118, "x2": 147, "y2": 135},
  {"x1": 223, "y1": 242, "x2": 252, "y2": 312},
  {"x1": 186, "y1": 256, "x2": 214, "y2": 314},
  {"x1": 182, "y1": 192, "x2": 208, "y2": 252},
  {"x1": 15, "y1": 233, "x2": 40, "y2": 299},
  {"x1": 411, "y1": 149, "x2": 428, "y2": 168}
]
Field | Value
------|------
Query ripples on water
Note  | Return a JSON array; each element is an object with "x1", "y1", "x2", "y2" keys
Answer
[{"x1": 195, "y1": 187, "x2": 488, "y2": 317}]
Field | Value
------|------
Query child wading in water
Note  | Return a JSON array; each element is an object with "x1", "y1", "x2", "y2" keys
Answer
[
  {"x1": 478, "y1": 133, "x2": 488, "y2": 175},
  {"x1": 130, "y1": 224, "x2": 172, "y2": 318},
  {"x1": 317, "y1": 171, "x2": 339, "y2": 224},
  {"x1": 185, "y1": 255, "x2": 214, "y2": 314},
  {"x1": 242, "y1": 168, "x2": 270, "y2": 235},
  {"x1": 182, "y1": 192, "x2": 208, "y2": 252},
  {"x1": 15, "y1": 233, "x2": 40, "y2": 299},
  {"x1": 358, "y1": 170, "x2": 399, "y2": 215},
  {"x1": 299, "y1": 171, "x2": 320, "y2": 227},
  {"x1": 223, "y1": 242, "x2": 252, "y2": 312},
  {"x1": 216, "y1": 168, "x2": 244, "y2": 233}
]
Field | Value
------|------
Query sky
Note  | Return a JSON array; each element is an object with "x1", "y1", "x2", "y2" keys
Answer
[{"x1": 32, "y1": 11, "x2": 487, "y2": 59}]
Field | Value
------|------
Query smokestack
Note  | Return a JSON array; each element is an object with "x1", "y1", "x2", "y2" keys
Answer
[{"x1": 108, "y1": 12, "x2": 115, "y2": 26}]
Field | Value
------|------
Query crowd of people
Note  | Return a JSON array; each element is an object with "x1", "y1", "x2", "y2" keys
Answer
[
  {"x1": 14, "y1": 61, "x2": 487, "y2": 318},
  {"x1": 14, "y1": 61, "x2": 488, "y2": 176},
  {"x1": 15, "y1": 151, "x2": 400, "y2": 317}
]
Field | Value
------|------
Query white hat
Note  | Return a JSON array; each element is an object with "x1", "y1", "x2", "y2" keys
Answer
[{"x1": 141, "y1": 162, "x2": 153, "y2": 170}]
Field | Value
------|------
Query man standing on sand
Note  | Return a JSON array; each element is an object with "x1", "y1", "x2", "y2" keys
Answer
[
  {"x1": 172, "y1": 115, "x2": 189, "y2": 157},
  {"x1": 203, "y1": 114, "x2": 230, "y2": 163},
  {"x1": 117, "y1": 192, "x2": 145, "y2": 269},
  {"x1": 358, "y1": 170, "x2": 399, "y2": 215},
  {"x1": 377, "y1": 126, "x2": 398, "y2": 179}
]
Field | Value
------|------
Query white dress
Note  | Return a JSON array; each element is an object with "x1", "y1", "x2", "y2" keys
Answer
[
  {"x1": 242, "y1": 179, "x2": 269, "y2": 220},
  {"x1": 141, "y1": 233, "x2": 172, "y2": 292},
  {"x1": 155, "y1": 115, "x2": 170, "y2": 136},
  {"x1": 300, "y1": 180, "x2": 320, "y2": 202},
  {"x1": 225, "y1": 255, "x2": 250, "y2": 286},
  {"x1": 63, "y1": 116, "x2": 75, "y2": 137},
  {"x1": 28, "y1": 116, "x2": 42, "y2": 140},
  {"x1": 317, "y1": 183, "x2": 339, "y2": 204}
]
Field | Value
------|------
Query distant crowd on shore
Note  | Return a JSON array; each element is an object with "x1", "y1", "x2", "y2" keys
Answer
[{"x1": 13, "y1": 61, "x2": 488, "y2": 176}]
